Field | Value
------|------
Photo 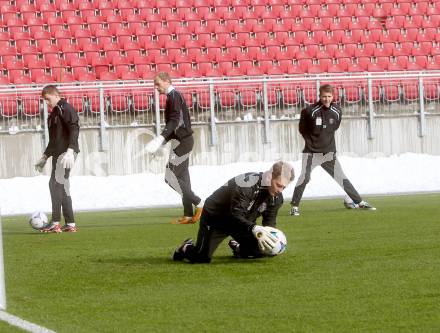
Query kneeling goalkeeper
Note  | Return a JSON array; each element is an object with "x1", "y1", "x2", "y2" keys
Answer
[{"x1": 173, "y1": 161, "x2": 295, "y2": 263}]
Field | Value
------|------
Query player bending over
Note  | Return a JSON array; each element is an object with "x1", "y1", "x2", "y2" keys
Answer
[{"x1": 173, "y1": 161, "x2": 295, "y2": 263}]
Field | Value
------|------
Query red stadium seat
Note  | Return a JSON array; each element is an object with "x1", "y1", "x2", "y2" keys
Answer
[
  {"x1": 27, "y1": 58, "x2": 46, "y2": 70},
  {"x1": 0, "y1": 95, "x2": 19, "y2": 118},
  {"x1": 76, "y1": 72, "x2": 97, "y2": 82},
  {"x1": 196, "y1": 89, "x2": 212, "y2": 109},
  {"x1": 20, "y1": 94, "x2": 42, "y2": 116},
  {"x1": 280, "y1": 85, "x2": 299, "y2": 107},
  {"x1": 86, "y1": 91, "x2": 103, "y2": 114},
  {"x1": 71, "y1": 65, "x2": 89, "y2": 79},
  {"x1": 382, "y1": 82, "x2": 401, "y2": 103},
  {"x1": 238, "y1": 86, "x2": 260, "y2": 109},
  {"x1": 106, "y1": 91, "x2": 130, "y2": 112},
  {"x1": 217, "y1": 87, "x2": 237, "y2": 109},
  {"x1": 423, "y1": 80, "x2": 440, "y2": 101},
  {"x1": 354, "y1": 43, "x2": 375, "y2": 57},
  {"x1": 99, "y1": 71, "x2": 119, "y2": 81},
  {"x1": 426, "y1": 56, "x2": 440, "y2": 70},
  {"x1": 34, "y1": 74, "x2": 55, "y2": 84},
  {"x1": 301, "y1": 84, "x2": 318, "y2": 105},
  {"x1": 342, "y1": 85, "x2": 362, "y2": 103},
  {"x1": 402, "y1": 81, "x2": 419, "y2": 102},
  {"x1": 131, "y1": 89, "x2": 152, "y2": 111},
  {"x1": 62, "y1": 92, "x2": 85, "y2": 113},
  {"x1": 363, "y1": 82, "x2": 381, "y2": 103}
]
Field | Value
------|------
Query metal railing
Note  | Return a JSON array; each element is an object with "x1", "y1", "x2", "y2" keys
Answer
[{"x1": 1, "y1": 72, "x2": 439, "y2": 146}]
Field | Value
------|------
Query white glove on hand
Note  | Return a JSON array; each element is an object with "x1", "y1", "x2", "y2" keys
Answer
[
  {"x1": 153, "y1": 146, "x2": 167, "y2": 158},
  {"x1": 252, "y1": 225, "x2": 277, "y2": 252},
  {"x1": 61, "y1": 148, "x2": 75, "y2": 169},
  {"x1": 34, "y1": 155, "x2": 48, "y2": 173},
  {"x1": 146, "y1": 135, "x2": 165, "y2": 154}
]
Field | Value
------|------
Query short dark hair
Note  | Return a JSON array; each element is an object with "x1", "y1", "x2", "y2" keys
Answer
[
  {"x1": 319, "y1": 84, "x2": 333, "y2": 95},
  {"x1": 41, "y1": 85, "x2": 60, "y2": 97},
  {"x1": 154, "y1": 72, "x2": 172, "y2": 83},
  {"x1": 271, "y1": 161, "x2": 295, "y2": 182}
]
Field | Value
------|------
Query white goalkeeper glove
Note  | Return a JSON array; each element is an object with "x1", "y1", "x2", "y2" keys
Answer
[
  {"x1": 146, "y1": 135, "x2": 165, "y2": 154},
  {"x1": 61, "y1": 148, "x2": 75, "y2": 169},
  {"x1": 252, "y1": 225, "x2": 277, "y2": 252},
  {"x1": 153, "y1": 146, "x2": 167, "y2": 158},
  {"x1": 34, "y1": 155, "x2": 48, "y2": 173}
]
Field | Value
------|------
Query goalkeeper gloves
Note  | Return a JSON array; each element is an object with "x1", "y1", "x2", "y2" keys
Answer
[
  {"x1": 153, "y1": 146, "x2": 167, "y2": 158},
  {"x1": 34, "y1": 155, "x2": 48, "y2": 173},
  {"x1": 146, "y1": 135, "x2": 165, "y2": 154},
  {"x1": 252, "y1": 225, "x2": 277, "y2": 252},
  {"x1": 61, "y1": 148, "x2": 75, "y2": 169}
]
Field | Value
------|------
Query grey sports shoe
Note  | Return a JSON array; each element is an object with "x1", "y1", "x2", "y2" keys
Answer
[
  {"x1": 344, "y1": 201, "x2": 359, "y2": 209},
  {"x1": 358, "y1": 201, "x2": 376, "y2": 210},
  {"x1": 289, "y1": 206, "x2": 300, "y2": 216}
]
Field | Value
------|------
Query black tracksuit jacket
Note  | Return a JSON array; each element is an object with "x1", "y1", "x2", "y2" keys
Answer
[
  {"x1": 299, "y1": 101, "x2": 342, "y2": 153},
  {"x1": 203, "y1": 172, "x2": 283, "y2": 235},
  {"x1": 160, "y1": 88, "x2": 193, "y2": 142},
  {"x1": 44, "y1": 98, "x2": 80, "y2": 158}
]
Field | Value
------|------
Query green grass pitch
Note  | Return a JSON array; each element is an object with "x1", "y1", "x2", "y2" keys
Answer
[{"x1": 2, "y1": 194, "x2": 440, "y2": 332}]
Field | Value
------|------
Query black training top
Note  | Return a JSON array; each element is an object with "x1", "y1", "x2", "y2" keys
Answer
[
  {"x1": 44, "y1": 98, "x2": 80, "y2": 157},
  {"x1": 161, "y1": 88, "x2": 193, "y2": 142},
  {"x1": 203, "y1": 172, "x2": 283, "y2": 234},
  {"x1": 298, "y1": 101, "x2": 342, "y2": 153}
]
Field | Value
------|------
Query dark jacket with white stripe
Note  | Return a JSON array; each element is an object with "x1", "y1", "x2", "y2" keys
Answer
[
  {"x1": 203, "y1": 172, "x2": 283, "y2": 234},
  {"x1": 44, "y1": 98, "x2": 80, "y2": 158},
  {"x1": 161, "y1": 88, "x2": 193, "y2": 142},
  {"x1": 298, "y1": 101, "x2": 342, "y2": 153}
]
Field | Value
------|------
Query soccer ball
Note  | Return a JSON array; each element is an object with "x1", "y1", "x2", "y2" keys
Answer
[
  {"x1": 29, "y1": 211, "x2": 49, "y2": 230},
  {"x1": 261, "y1": 226, "x2": 287, "y2": 256}
]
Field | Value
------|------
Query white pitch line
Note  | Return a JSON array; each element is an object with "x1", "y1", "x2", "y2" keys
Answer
[{"x1": 0, "y1": 311, "x2": 56, "y2": 333}]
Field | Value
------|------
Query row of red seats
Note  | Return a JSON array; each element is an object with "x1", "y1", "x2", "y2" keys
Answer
[
  {"x1": 1, "y1": 0, "x2": 434, "y2": 10},
  {"x1": 3, "y1": 10, "x2": 440, "y2": 28},
  {"x1": 2, "y1": 1, "x2": 438, "y2": 18},
  {"x1": 3, "y1": 10, "x2": 440, "y2": 33},
  {"x1": 6, "y1": 24, "x2": 440, "y2": 41},
  {"x1": 2, "y1": 41, "x2": 440, "y2": 70},
  {"x1": 1, "y1": 81, "x2": 439, "y2": 118},
  {"x1": 1, "y1": 54, "x2": 440, "y2": 85},
  {"x1": 2, "y1": 44, "x2": 439, "y2": 67},
  {"x1": 3, "y1": 23, "x2": 440, "y2": 43},
  {"x1": 2, "y1": 29, "x2": 440, "y2": 59}
]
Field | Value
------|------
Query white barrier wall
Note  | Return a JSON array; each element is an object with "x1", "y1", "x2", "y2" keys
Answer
[{"x1": 1, "y1": 115, "x2": 439, "y2": 178}]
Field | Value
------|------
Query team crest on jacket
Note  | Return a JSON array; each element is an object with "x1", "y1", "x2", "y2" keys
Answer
[
  {"x1": 329, "y1": 118, "x2": 335, "y2": 124},
  {"x1": 258, "y1": 202, "x2": 267, "y2": 212}
]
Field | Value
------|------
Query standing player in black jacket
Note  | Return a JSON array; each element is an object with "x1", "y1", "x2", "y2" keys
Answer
[
  {"x1": 290, "y1": 84, "x2": 375, "y2": 216},
  {"x1": 146, "y1": 72, "x2": 202, "y2": 224},
  {"x1": 34, "y1": 85, "x2": 80, "y2": 232},
  {"x1": 173, "y1": 161, "x2": 295, "y2": 263}
]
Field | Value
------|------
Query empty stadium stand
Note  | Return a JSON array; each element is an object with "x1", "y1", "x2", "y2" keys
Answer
[{"x1": 0, "y1": 0, "x2": 440, "y2": 134}]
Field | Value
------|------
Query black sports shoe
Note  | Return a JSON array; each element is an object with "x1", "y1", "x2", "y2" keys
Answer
[
  {"x1": 173, "y1": 238, "x2": 193, "y2": 261},
  {"x1": 228, "y1": 239, "x2": 240, "y2": 258}
]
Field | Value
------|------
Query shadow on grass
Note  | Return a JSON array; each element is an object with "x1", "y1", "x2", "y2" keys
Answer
[
  {"x1": 93, "y1": 255, "x2": 270, "y2": 266},
  {"x1": 93, "y1": 256, "x2": 171, "y2": 266}
]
